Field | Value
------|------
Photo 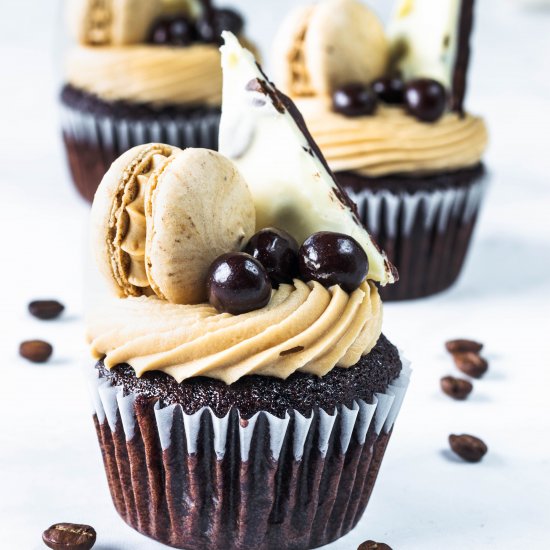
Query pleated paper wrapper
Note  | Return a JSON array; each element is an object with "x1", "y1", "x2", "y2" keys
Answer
[
  {"x1": 60, "y1": 100, "x2": 221, "y2": 202},
  {"x1": 346, "y1": 176, "x2": 487, "y2": 301},
  {"x1": 88, "y1": 356, "x2": 411, "y2": 550}
]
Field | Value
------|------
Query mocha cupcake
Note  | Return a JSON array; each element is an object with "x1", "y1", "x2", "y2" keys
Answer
[
  {"x1": 85, "y1": 34, "x2": 410, "y2": 550},
  {"x1": 61, "y1": 0, "x2": 255, "y2": 202},
  {"x1": 273, "y1": 0, "x2": 489, "y2": 301}
]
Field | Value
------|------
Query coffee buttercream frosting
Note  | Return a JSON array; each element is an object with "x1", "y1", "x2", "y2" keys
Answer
[
  {"x1": 88, "y1": 280, "x2": 382, "y2": 384},
  {"x1": 297, "y1": 97, "x2": 488, "y2": 176}
]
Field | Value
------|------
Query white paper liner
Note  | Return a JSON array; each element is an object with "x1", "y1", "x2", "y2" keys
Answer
[
  {"x1": 60, "y1": 100, "x2": 221, "y2": 153},
  {"x1": 346, "y1": 177, "x2": 487, "y2": 238},
  {"x1": 88, "y1": 353, "x2": 411, "y2": 462}
]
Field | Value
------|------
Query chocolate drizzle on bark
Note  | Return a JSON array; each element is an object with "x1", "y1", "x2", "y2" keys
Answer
[
  {"x1": 243, "y1": 60, "x2": 397, "y2": 284},
  {"x1": 452, "y1": 0, "x2": 475, "y2": 115}
]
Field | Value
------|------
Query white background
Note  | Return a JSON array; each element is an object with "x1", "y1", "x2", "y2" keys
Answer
[{"x1": 1, "y1": 0, "x2": 550, "y2": 548}]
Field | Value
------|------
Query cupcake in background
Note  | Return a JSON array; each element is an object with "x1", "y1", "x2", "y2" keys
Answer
[
  {"x1": 86, "y1": 33, "x2": 410, "y2": 550},
  {"x1": 273, "y1": 0, "x2": 489, "y2": 301},
  {"x1": 61, "y1": 0, "x2": 255, "y2": 202}
]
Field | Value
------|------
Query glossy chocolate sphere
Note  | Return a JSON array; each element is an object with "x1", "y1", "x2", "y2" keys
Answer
[
  {"x1": 196, "y1": 8, "x2": 244, "y2": 44},
  {"x1": 332, "y1": 83, "x2": 378, "y2": 117},
  {"x1": 372, "y1": 77, "x2": 405, "y2": 104},
  {"x1": 244, "y1": 228, "x2": 299, "y2": 286},
  {"x1": 299, "y1": 232, "x2": 369, "y2": 293},
  {"x1": 207, "y1": 253, "x2": 271, "y2": 315},
  {"x1": 404, "y1": 79, "x2": 447, "y2": 122}
]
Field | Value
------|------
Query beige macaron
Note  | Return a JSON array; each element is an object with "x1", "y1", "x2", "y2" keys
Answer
[
  {"x1": 66, "y1": 0, "x2": 193, "y2": 46},
  {"x1": 91, "y1": 143, "x2": 256, "y2": 305},
  {"x1": 272, "y1": 0, "x2": 388, "y2": 97}
]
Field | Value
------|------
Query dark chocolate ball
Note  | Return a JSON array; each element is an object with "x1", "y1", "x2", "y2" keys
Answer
[
  {"x1": 332, "y1": 83, "x2": 378, "y2": 117},
  {"x1": 404, "y1": 79, "x2": 447, "y2": 122},
  {"x1": 148, "y1": 15, "x2": 195, "y2": 46},
  {"x1": 372, "y1": 77, "x2": 405, "y2": 104},
  {"x1": 196, "y1": 8, "x2": 245, "y2": 44},
  {"x1": 207, "y1": 253, "x2": 271, "y2": 315},
  {"x1": 244, "y1": 228, "x2": 299, "y2": 286},
  {"x1": 299, "y1": 232, "x2": 369, "y2": 293},
  {"x1": 168, "y1": 16, "x2": 196, "y2": 46},
  {"x1": 148, "y1": 18, "x2": 172, "y2": 45}
]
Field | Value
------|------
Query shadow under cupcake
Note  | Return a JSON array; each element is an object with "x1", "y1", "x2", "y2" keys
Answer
[
  {"x1": 61, "y1": 0, "x2": 254, "y2": 202},
  {"x1": 273, "y1": 0, "x2": 489, "y2": 301},
  {"x1": 85, "y1": 34, "x2": 410, "y2": 550}
]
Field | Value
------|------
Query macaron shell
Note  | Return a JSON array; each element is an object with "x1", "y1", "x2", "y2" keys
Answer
[
  {"x1": 66, "y1": 0, "x2": 166, "y2": 45},
  {"x1": 304, "y1": 0, "x2": 389, "y2": 94},
  {"x1": 271, "y1": 4, "x2": 316, "y2": 96},
  {"x1": 91, "y1": 143, "x2": 178, "y2": 298},
  {"x1": 145, "y1": 148, "x2": 256, "y2": 305}
]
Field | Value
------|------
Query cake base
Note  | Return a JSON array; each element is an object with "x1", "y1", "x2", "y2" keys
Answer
[
  {"x1": 60, "y1": 85, "x2": 221, "y2": 202},
  {"x1": 339, "y1": 165, "x2": 487, "y2": 301},
  {"x1": 90, "y1": 335, "x2": 409, "y2": 550}
]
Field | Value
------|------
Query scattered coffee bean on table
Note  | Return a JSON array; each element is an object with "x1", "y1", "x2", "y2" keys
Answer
[
  {"x1": 445, "y1": 339, "x2": 483, "y2": 354},
  {"x1": 452, "y1": 352, "x2": 489, "y2": 378},
  {"x1": 28, "y1": 300, "x2": 65, "y2": 320},
  {"x1": 358, "y1": 541, "x2": 393, "y2": 550},
  {"x1": 19, "y1": 340, "x2": 53, "y2": 363},
  {"x1": 440, "y1": 376, "x2": 473, "y2": 400},
  {"x1": 42, "y1": 523, "x2": 96, "y2": 550},
  {"x1": 449, "y1": 434, "x2": 488, "y2": 463}
]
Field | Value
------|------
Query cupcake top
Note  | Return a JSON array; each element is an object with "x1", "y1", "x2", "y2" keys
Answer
[
  {"x1": 64, "y1": 0, "x2": 254, "y2": 107},
  {"x1": 272, "y1": 0, "x2": 488, "y2": 178},
  {"x1": 87, "y1": 33, "x2": 396, "y2": 385}
]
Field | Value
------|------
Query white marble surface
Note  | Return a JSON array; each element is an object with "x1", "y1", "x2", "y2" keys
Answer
[{"x1": 0, "y1": 0, "x2": 549, "y2": 548}]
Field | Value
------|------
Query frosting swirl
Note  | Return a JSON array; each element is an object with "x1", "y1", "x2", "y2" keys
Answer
[
  {"x1": 296, "y1": 97, "x2": 488, "y2": 177},
  {"x1": 66, "y1": 44, "x2": 223, "y2": 106},
  {"x1": 87, "y1": 280, "x2": 383, "y2": 384}
]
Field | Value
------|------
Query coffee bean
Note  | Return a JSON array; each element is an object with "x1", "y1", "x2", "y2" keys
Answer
[
  {"x1": 19, "y1": 340, "x2": 53, "y2": 363},
  {"x1": 440, "y1": 376, "x2": 473, "y2": 400},
  {"x1": 42, "y1": 523, "x2": 96, "y2": 550},
  {"x1": 449, "y1": 434, "x2": 488, "y2": 463},
  {"x1": 28, "y1": 300, "x2": 65, "y2": 320},
  {"x1": 445, "y1": 339, "x2": 483, "y2": 354},
  {"x1": 453, "y1": 352, "x2": 488, "y2": 378},
  {"x1": 358, "y1": 541, "x2": 393, "y2": 550}
]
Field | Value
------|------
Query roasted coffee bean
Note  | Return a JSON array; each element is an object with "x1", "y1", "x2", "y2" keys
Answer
[
  {"x1": 207, "y1": 253, "x2": 272, "y2": 315},
  {"x1": 404, "y1": 78, "x2": 447, "y2": 122},
  {"x1": 449, "y1": 434, "x2": 488, "y2": 463},
  {"x1": 42, "y1": 523, "x2": 96, "y2": 550},
  {"x1": 299, "y1": 232, "x2": 369, "y2": 293},
  {"x1": 358, "y1": 541, "x2": 393, "y2": 550},
  {"x1": 445, "y1": 339, "x2": 484, "y2": 354},
  {"x1": 28, "y1": 300, "x2": 65, "y2": 320},
  {"x1": 453, "y1": 352, "x2": 488, "y2": 378},
  {"x1": 19, "y1": 340, "x2": 53, "y2": 363},
  {"x1": 372, "y1": 77, "x2": 405, "y2": 104},
  {"x1": 440, "y1": 376, "x2": 473, "y2": 400},
  {"x1": 332, "y1": 83, "x2": 378, "y2": 117}
]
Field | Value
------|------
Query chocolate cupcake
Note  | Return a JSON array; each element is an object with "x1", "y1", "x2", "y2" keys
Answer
[
  {"x1": 273, "y1": 0, "x2": 489, "y2": 301},
  {"x1": 86, "y1": 34, "x2": 410, "y2": 550},
  {"x1": 61, "y1": 0, "x2": 255, "y2": 202}
]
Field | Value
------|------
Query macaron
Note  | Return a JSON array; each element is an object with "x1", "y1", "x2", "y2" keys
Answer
[
  {"x1": 272, "y1": 0, "x2": 389, "y2": 96},
  {"x1": 92, "y1": 143, "x2": 256, "y2": 304},
  {"x1": 66, "y1": 0, "x2": 171, "y2": 45}
]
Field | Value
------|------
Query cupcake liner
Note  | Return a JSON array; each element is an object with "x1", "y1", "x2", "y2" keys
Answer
[
  {"x1": 60, "y1": 100, "x2": 221, "y2": 203},
  {"x1": 345, "y1": 175, "x2": 487, "y2": 301},
  {"x1": 88, "y1": 356, "x2": 411, "y2": 550}
]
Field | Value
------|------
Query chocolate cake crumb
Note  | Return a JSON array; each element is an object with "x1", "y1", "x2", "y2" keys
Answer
[{"x1": 96, "y1": 334, "x2": 402, "y2": 419}]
